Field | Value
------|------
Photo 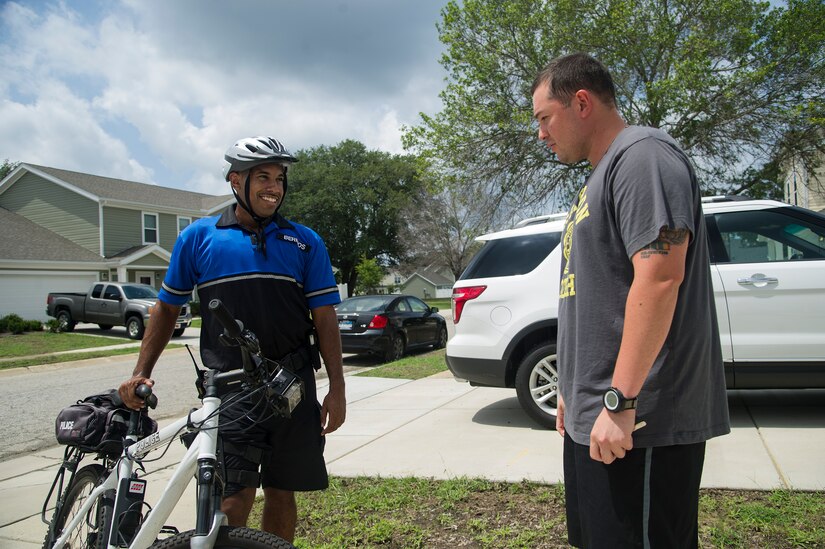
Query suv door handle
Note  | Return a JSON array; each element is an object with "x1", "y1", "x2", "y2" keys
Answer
[{"x1": 737, "y1": 273, "x2": 778, "y2": 286}]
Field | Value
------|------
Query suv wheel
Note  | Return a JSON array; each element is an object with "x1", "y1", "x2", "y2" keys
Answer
[{"x1": 515, "y1": 343, "x2": 559, "y2": 429}]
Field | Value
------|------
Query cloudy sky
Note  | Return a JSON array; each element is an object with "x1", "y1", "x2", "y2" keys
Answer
[{"x1": 0, "y1": 0, "x2": 449, "y2": 195}]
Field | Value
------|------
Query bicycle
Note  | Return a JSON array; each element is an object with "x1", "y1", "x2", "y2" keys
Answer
[{"x1": 42, "y1": 298, "x2": 303, "y2": 549}]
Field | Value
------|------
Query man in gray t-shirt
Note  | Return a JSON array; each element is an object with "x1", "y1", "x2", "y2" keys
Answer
[{"x1": 532, "y1": 53, "x2": 729, "y2": 548}]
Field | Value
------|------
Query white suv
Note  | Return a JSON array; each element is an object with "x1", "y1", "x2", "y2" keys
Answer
[{"x1": 446, "y1": 198, "x2": 825, "y2": 428}]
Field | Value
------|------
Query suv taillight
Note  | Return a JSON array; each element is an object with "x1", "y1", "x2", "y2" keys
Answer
[
  {"x1": 368, "y1": 314, "x2": 388, "y2": 329},
  {"x1": 452, "y1": 286, "x2": 486, "y2": 324}
]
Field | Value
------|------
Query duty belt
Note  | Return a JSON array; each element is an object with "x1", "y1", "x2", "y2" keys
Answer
[{"x1": 271, "y1": 346, "x2": 312, "y2": 373}]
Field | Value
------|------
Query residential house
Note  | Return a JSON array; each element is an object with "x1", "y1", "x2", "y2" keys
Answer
[
  {"x1": 0, "y1": 163, "x2": 232, "y2": 320},
  {"x1": 400, "y1": 265, "x2": 455, "y2": 300},
  {"x1": 785, "y1": 153, "x2": 825, "y2": 212},
  {"x1": 374, "y1": 269, "x2": 404, "y2": 295}
]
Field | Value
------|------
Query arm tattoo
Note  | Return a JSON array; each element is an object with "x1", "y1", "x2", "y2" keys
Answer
[{"x1": 639, "y1": 227, "x2": 689, "y2": 259}]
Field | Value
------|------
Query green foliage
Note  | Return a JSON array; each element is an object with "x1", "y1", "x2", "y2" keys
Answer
[
  {"x1": 0, "y1": 158, "x2": 19, "y2": 181},
  {"x1": 45, "y1": 319, "x2": 62, "y2": 333},
  {"x1": 282, "y1": 140, "x2": 425, "y2": 295},
  {"x1": 405, "y1": 0, "x2": 825, "y2": 208},
  {"x1": 0, "y1": 314, "x2": 42, "y2": 334},
  {"x1": 354, "y1": 256, "x2": 384, "y2": 294}
]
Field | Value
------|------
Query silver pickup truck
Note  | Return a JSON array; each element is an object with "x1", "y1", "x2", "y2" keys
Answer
[{"x1": 46, "y1": 282, "x2": 192, "y2": 340}]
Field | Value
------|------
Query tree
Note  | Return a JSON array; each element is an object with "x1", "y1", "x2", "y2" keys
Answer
[
  {"x1": 404, "y1": 0, "x2": 825, "y2": 210},
  {"x1": 354, "y1": 256, "x2": 384, "y2": 295},
  {"x1": 281, "y1": 140, "x2": 424, "y2": 296},
  {"x1": 401, "y1": 180, "x2": 492, "y2": 280},
  {"x1": 0, "y1": 159, "x2": 19, "y2": 180}
]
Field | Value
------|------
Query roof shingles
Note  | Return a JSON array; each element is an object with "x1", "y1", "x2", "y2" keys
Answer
[
  {"x1": 29, "y1": 164, "x2": 232, "y2": 213},
  {"x1": 0, "y1": 207, "x2": 104, "y2": 263}
]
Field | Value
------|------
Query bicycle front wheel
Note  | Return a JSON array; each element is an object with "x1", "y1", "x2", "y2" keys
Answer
[
  {"x1": 43, "y1": 464, "x2": 113, "y2": 549},
  {"x1": 150, "y1": 526, "x2": 295, "y2": 549}
]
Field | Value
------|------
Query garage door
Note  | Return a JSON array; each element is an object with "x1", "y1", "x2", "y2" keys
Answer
[{"x1": 0, "y1": 271, "x2": 98, "y2": 321}]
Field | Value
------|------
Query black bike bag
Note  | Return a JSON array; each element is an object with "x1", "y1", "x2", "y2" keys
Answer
[{"x1": 55, "y1": 389, "x2": 157, "y2": 456}]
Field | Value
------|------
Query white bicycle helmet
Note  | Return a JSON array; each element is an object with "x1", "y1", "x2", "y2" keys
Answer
[
  {"x1": 223, "y1": 136, "x2": 297, "y2": 181},
  {"x1": 223, "y1": 136, "x2": 298, "y2": 255}
]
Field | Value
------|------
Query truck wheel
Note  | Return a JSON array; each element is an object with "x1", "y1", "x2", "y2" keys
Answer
[
  {"x1": 56, "y1": 310, "x2": 75, "y2": 332},
  {"x1": 126, "y1": 317, "x2": 145, "y2": 340},
  {"x1": 98, "y1": 324, "x2": 113, "y2": 330},
  {"x1": 172, "y1": 327, "x2": 186, "y2": 337},
  {"x1": 515, "y1": 343, "x2": 559, "y2": 429}
]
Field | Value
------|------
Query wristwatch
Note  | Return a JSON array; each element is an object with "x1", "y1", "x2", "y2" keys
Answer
[{"x1": 603, "y1": 387, "x2": 637, "y2": 412}]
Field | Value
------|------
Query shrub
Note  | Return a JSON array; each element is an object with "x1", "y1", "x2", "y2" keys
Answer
[
  {"x1": 25, "y1": 320, "x2": 43, "y2": 332},
  {"x1": 1, "y1": 314, "x2": 45, "y2": 334},
  {"x1": 46, "y1": 319, "x2": 62, "y2": 333},
  {"x1": 0, "y1": 313, "x2": 24, "y2": 332}
]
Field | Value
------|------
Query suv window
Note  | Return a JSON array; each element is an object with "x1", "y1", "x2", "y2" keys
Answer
[
  {"x1": 460, "y1": 232, "x2": 561, "y2": 280},
  {"x1": 711, "y1": 209, "x2": 825, "y2": 264}
]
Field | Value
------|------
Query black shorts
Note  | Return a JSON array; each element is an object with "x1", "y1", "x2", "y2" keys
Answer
[
  {"x1": 563, "y1": 433, "x2": 705, "y2": 549},
  {"x1": 219, "y1": 363, "x2": 328, "y2": 496}
]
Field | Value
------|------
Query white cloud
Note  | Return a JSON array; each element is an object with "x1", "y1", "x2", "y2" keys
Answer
[{"x1": 0, "y1": 0, "x2": 448, "y2": 193}]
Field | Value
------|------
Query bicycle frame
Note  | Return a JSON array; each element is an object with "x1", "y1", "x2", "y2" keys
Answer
[
  {"x1": 50, "y1": 391, "x2": 229, "y2": 549},
  {"x1": 48, "y1": 298, "x2": 302, "y2": 549}
]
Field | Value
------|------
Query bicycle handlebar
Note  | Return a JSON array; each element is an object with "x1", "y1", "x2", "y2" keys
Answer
[
  {"x1": 209, "y1": 298, "x2": 242, "y2": 339},
  {"x1": 136, "y1": 383, "x2": 157, "y2": 409}
]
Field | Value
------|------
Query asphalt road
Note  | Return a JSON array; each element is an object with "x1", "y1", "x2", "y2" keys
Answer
[{"x1": 0, "y1": 348, "x2": 204, "y2": 461}]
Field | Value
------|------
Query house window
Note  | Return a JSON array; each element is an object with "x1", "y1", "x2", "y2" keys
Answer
[
  {"x1": 178, "y1": 216, "x2": 192, "y2": 235},
  {"x1": 394, "y1": 275, "x2": 402, "y2": 284},
  {"x1": 143, "y1": 212, "x2": 158, "y2": 244}
]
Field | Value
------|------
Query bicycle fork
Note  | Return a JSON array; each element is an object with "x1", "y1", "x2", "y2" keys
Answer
[
  {"x1": 127, "y1": 396, "x2": 227, "y2": 549},
  {"x1": 191, "y1": 397, "x2": 227, "y2": 549}
]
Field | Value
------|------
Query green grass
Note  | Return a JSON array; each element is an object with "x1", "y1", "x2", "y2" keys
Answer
[
  {"x1": 246, "y1": 479, "x2": 825, "y2": 548},
  {"x1": 1, "y1": 347, "x2": 152, "y2": 369},
  {"x1": 0, "y1": 331, "x2": 130, "y2": 358},
  {"x1": 190, "y1": 317, "x2": 202, "y2": 328},
  {"x1": 354, "y1": 349, "x2": 447, "y2": 380},
  {"x1": 0, "y1": 331, "x2": 181, "y2": 370},
  {"x1": 425, "y1": 298, "x2": 451, "y2": 312}
]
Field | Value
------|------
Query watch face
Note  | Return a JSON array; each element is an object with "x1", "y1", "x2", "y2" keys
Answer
[{"x1": 604, "y1": 390, "x2": 619, "y2": 410}]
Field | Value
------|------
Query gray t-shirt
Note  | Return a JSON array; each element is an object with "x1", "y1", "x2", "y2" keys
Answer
[{"x1": 557, "y1": 125, "x2": 730, "y2": 447}]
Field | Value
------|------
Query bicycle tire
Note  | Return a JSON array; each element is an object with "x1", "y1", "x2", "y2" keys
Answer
[
  {"x1": 150, "y1": 526, "x2": 295, "y2": 549},
  {"x1": 43, "y1": 464, "x2": 114, "y2": 549}
]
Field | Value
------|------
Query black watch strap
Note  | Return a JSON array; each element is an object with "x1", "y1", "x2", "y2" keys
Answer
[{"x1": 603, "y1": 387, "x2": 637, "y2": 412}]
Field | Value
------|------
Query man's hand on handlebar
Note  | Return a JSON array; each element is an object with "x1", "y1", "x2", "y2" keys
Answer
[{"x1": 119, "y1": 376, "x2": 154, "y2": 410}]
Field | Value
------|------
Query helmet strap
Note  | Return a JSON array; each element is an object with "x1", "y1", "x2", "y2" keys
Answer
[{"x1": 232, "y1": 172, "x2": 271, "y2": 256}]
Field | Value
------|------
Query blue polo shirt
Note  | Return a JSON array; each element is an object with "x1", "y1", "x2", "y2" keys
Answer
[{"x1": 159, "y1": 205, "x2": 340, "y2": 371}]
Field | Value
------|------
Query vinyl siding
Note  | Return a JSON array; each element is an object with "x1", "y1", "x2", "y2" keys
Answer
[
  {"x1": 159, "y1": 213, "x2": 178, "y2": 251},
  {"x1": 0, "y1": 173, "x2": 100, "y2": 254},
  {"x1": 402, "y1": 276, "x2": 436, "y2": 300},
  {"x1": 129, "y1": 254, "x2": 169, "y2": 267},
  {"x1": 103, "y1": 207, "x2": 185, "y2": 256},
  {"x1": 103, "y1": 207, "x2": 143, "y2": 256}
]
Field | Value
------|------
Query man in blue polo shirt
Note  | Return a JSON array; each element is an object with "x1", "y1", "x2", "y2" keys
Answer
[{"x1": 119, "y1": 136, "x2": 346, "y2": 543}]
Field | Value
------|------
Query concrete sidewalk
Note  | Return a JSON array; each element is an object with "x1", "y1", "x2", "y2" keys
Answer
[{"x1": 2, "y1": 371, "x2": 824, "y2": 547}]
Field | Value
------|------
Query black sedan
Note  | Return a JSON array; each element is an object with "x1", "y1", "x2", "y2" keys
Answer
[{"x1": 336, "y1": 294, "x2": 448, "y2": 362}]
